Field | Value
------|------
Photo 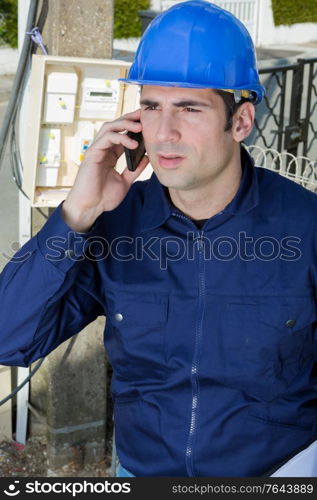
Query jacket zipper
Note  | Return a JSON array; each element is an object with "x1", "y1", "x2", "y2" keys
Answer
[
  {"x1": 172, "y1": 212, "x2": 206, "y2": 476},
  {"x1": 185, "y1": 228, "x2": 205, "y2": 476}
]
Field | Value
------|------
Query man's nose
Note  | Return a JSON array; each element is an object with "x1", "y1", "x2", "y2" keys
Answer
[{"x1": 156, "y1": 112, "x2": 180, "y2": 143}]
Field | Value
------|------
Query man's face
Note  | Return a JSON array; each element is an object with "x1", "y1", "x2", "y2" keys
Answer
[{"x1": 140, "y1": 86, "x2": 237, "y2": 191}]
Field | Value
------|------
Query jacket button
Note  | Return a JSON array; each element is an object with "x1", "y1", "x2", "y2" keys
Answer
[
  {"x1": 114, "y1": 313, "x2": 123, "y2": 322},
  {"x1": 285, "y1": 319, "x2": 296, "y2": 328}
]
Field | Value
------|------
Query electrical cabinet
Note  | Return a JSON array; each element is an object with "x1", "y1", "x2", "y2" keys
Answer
[{"x1": 23, "y1": 55, "x2": 151, "y2": 207}]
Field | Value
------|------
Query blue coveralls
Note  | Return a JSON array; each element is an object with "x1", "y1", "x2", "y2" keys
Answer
[{"x1": 0, "y1": 149, "x2": 316, "y2": 476}]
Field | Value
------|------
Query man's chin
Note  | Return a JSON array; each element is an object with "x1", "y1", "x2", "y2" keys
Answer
[
  {"x1": 153, "y1": 168, "x2": 182, "y2": 188},
  {"x1": 150, "y1": 161, "x2": 198, "y2": 190},
  {"x1": 156, "y1": 174, "x2": 195, "y2": 192}
]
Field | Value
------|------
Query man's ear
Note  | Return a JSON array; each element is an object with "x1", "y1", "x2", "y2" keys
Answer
[{"x1": 232, "y1": 102, "x2": 255, "y2": 142}]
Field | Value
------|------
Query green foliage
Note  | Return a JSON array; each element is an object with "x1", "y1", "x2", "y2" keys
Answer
[
  {"x1": 114, "y1": 0, "x2": 150, "y2": 38},
  {"x1": 0, "y1": 0, "x2": 18, "y2": 47},
  {"x1": 272, "y1": 0, "x2": 317, "y2": 26}
]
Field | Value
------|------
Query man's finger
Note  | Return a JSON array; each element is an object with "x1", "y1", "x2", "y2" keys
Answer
[{"x1": 93, "y1": 119, "x2": 142, "y2": 145}]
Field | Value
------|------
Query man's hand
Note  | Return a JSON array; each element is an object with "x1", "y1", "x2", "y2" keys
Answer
[{"x1": 62, "y1": 109, "x2": 149, "y2": 232}]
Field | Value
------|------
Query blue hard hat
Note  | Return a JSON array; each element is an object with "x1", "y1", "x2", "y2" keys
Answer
[{"x1": 119, "y1": 0, "x2": 265, "y2": 104}]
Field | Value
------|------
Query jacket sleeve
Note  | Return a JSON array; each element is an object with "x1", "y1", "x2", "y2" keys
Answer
[{"x1": 0, "y1": 202, "x2": 105, "y2": 367}]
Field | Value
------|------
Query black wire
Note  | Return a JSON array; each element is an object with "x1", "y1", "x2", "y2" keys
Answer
[
  {"x1": 10, "y1": 113, "x2": 22, "y2": 188},
  {"x1": 10, "y1": 84, "x2": 49, "y2": 213},
  {"x1": 7, "y1": 0, "x2": 49, "y2": 195},
  {"x1": 9, "y1": 112, "x2": 29, "y2": 199},
  {"x1": 35, "y1": 0, "x2": 49, "y2": 49},
  {"x1": 0, "y1": 358, "x2": 45, "y2": 407},
  {"x1": 10, "y1": 57, "x2": 32, "y2": 198},
  {"x1": 35, "y1": 207, "x2": 49, "y2": 219}
]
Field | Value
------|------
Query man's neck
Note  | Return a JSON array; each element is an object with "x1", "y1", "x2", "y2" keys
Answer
[{"x1": 167, "y1": 159, "x2": 243, "y2": 221}]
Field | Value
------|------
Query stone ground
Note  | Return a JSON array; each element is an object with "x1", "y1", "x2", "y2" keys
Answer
[
  {"x1": 0, "y1": 436, "x2": 112, "y2": 477},
  {"x1": 0, "y1": 437, "x2": 48, "y2": 477}
]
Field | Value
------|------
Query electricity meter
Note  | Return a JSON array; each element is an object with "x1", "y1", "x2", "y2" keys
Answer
[{"x1": 43, "y1": 66, "x2": 78, "y2": 124}]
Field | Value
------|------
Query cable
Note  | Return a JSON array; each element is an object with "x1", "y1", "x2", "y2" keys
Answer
[
  {"x1": 34, "y1": 0, "x2": 49, "y2": 42},
  {"x1": 34, "y1": 207, "x2": 49, "y2": 220},
  {"x1": 9, "y1": 6, "x2": 49, "y2": 193},
  {"x1": 10, "y1": 65, "x2": 32, "y2": 198},
  {"x1": 0, "y1": 358, "x2": 45, "y2": 407}
]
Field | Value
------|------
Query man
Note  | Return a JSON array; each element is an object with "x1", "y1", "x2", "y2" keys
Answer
[{"x1": 0, "y1": 1, "x2": 317, "y2": 477}]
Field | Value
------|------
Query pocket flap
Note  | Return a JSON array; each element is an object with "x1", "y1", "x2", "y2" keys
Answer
[{"x1": 110, "y1": 299, "x2": 168, "y2": 326}]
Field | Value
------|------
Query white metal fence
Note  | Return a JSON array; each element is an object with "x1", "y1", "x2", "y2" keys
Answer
[{"x1": 150, "y1": 0, "x2": 259, "y2": 41}]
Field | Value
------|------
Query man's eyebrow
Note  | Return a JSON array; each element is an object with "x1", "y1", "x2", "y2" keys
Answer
[
  {"x1": 173, "y1": 100, "x2": 210, "y2": 108},
  {"x1": 140, "y1": 98, "x2": 211, "y2": 107}
]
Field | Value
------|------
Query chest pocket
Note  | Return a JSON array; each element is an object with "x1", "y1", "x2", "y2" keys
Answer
[
  {"x1": 105, "y1": 291, "x2": 169, "y2": 380},
  {"x1": 220, "y1": 295, "x2": 316, "y2": 402}
]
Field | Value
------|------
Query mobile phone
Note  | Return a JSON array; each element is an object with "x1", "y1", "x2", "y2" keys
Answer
[{"x1": 124, "y1": 130, "x2": 146, "y2": 172}]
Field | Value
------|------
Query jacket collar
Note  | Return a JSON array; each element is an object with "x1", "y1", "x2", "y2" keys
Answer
[{"x1": 140, "y1": 146, "x2": 259, "y2": 232}]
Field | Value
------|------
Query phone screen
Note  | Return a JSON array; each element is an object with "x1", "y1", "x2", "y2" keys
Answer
[{"x1": 124, "y1": 130, "x2": 146, "y2": 172}]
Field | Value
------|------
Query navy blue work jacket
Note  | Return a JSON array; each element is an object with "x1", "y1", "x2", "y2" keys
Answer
[{"x1": 0, "y1": 149, "x2": 317, "y2": 476}]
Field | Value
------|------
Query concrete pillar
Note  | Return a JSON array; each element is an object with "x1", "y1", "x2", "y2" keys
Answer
[
  {"x1": 41, "y1": 0, "x2": 113, "y2": 58},
  {"x1": 29, "y1": 0, "x2": 113, "y2": 472}
]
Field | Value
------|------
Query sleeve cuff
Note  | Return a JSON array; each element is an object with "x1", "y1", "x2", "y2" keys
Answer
[{"x1": 36, "y1": 201, "x2": 104, "y2": 273}]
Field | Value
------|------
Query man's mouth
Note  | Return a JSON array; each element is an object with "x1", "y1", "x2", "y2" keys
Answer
[{"x1": 157, "y1": 154, "x2": 185, "y2": 168}]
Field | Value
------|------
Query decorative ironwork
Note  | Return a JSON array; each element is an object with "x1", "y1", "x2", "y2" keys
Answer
[
  {"x1": 301, "y1": 57, "x2": 317, "y2": 159},
  {"x1": 247, "y1": 57, "x2": 317, "y2": 166}
]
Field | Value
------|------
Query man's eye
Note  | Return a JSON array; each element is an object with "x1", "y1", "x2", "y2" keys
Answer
[
  {"x1": 185, "y1": 107, "x2": 200, "y2": 112},
  {"x1": 145, "y1": 105, "x2": 158, "y2": 111}
]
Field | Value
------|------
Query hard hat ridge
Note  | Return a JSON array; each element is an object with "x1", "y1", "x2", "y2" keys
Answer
[{"x1": 119, "y1": 0, "x2": 265, "y2": 104}]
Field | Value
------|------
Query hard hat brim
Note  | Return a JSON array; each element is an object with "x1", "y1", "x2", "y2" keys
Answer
[{"x1": 119, "y1": 78, "x2": 264, "y2": 105}]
